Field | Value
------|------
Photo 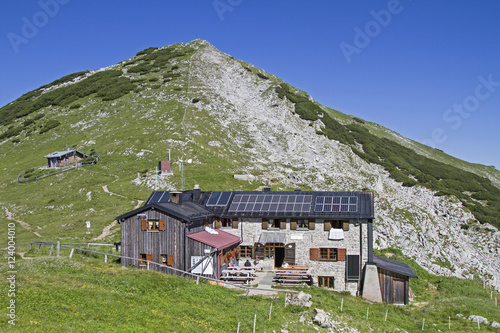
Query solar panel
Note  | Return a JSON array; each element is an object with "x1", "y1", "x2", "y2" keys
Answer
[
  {"x1": 147, "y1": 191, "x2": 170, "y2": 204},
  {"x1": 314, "y1": 196, "x2": 358, "y2": 213},
  {"x1": 206, "y1": 192, "x2": 222, "y2": 206},
  {"x1": 217, "y1": 192, "x2": 232, "y2": 206},
  {"x1": 227, "y1": 194, "x2": 313, "y2": 213}
]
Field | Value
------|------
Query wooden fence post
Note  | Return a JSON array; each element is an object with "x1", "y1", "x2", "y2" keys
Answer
[
  {"x1": 69, "y1": 248, "x2": 74, "y2": 258},
  {"x1": 49, "y1": 244, "x2": 54, "y2": 256},
  {"x1": 56, "y1": 241, "x2": 60, "y2": 256},
  {"x1": 104, "y1": 255, "x2": 107, "y2": 263}
]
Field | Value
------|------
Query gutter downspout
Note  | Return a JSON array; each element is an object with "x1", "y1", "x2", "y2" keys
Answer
[{"x1": 368, "y1": 220, "x2": 374, "y2": 263}]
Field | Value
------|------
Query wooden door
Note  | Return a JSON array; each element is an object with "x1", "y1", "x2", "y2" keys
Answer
[{"x1": 393, "y1": 279, "x2": 405, "y2": 304}]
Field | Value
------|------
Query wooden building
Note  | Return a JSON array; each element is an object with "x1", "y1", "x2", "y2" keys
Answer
[
  {"x1": 372, "y1": 255, "x2": 418, "y2": 304},
  {"x1": 116, "y1": 191, "x2": 240, "y2": 280},
  {"x1": 117, "y1": 186, "x2": 417, "y2": 303},
  {"x1": 43, "y1": 148, "x2": 88, "y2": 168}
]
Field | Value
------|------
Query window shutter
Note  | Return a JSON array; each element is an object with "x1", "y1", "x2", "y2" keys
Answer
[
  {"x1": 215, "y1": 220, "x2": 222, "y2": 228},
  {"x1": 262, "y1": 221, "x2": 269, "y2": 229},
  {"x1": 290, "y1": 221, "x2": 298, "y2": 230},
  {"x1": 146, "y1": 254, "x2": 153, "y2": 262},
  {"x1": 343, "y1": 221, "x2": 350, "y2": 231},
  {"x1": 254, "y1": 243, "x2": 265, "y2": 260},
  {"x1": 159, "y1": 220, "x2": 166, "y2": 231},
  {"x1": 338, "y1": 248, "x2": 346, "y2": 261},
  {"x1": 141, "y1": 220, "x2": 148, "y2": 230},
  {"x1": 310, "y1": 248, "x2": 320, "y2": 261},
  {"x1": 167, "y1": 254, "x2": 174, "y2": 266},
  {"x1": 232, "y1": 220, "x2": 239, "y2": 229},
  {"x1": 309, "y1": 221, "x2": 315, "y2": 230},
  {"x1": 284, "y1": 243, "x2": 295, "y2": 265},
  {"x1": 280, "y1": 221, "x2": 286, "y2": 229},
  {"x1": 324, "y1": 221, "x2": 331, "y2": 231}
]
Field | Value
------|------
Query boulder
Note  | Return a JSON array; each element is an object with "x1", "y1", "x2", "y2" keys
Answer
[{"x1": 313, "y1": 309, "x2": 335, "y2": 329}]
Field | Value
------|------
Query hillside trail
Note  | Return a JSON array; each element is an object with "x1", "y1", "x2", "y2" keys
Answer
[
  {"x1": 91, "y1": 185, "x2": 144, "y2": 241},
  {"x1": 3, "y1": 207, "x2": 42, "y2": 238}
]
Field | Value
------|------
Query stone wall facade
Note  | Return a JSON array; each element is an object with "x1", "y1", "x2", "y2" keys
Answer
[{"x1": 222, "y1": 217, "x2": 370, "y2": 293}]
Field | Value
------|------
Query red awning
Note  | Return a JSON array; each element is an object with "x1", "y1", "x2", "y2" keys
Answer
[{"x1": 187, "y1": 228, "x2": 241, "y2": 251}]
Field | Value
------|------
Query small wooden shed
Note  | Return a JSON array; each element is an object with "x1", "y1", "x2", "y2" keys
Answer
[
  {"x1": 43, "y1": 148, "x2": 88, "y2": 168},
  {"x1": 373, "y1": 255, "x2": 417, "y2": 305}
]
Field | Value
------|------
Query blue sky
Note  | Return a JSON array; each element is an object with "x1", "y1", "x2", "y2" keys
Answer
[{"x1": 1, "y1": 1, "x2": 499, "y2": 168}]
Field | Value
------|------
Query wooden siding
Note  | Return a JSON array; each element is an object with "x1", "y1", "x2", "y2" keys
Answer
[
  {"x1": 121, "y1": 209, "x2": 187, "y2": 275},
  {"x1": 120, "y1": 208, "x2": 212, "y2": 277},
  {"x1": 377, "y1": 268, "x2": 409, "y2": 304}
]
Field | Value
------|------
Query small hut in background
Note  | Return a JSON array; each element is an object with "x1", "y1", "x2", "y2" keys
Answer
[{"x1": 44, "y1": 148, "x2": 88, "y2": 168}]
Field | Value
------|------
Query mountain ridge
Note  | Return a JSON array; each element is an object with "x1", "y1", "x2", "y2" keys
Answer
[{"x1": 0, "y1": 39, "x2": 499, "y2": 290}]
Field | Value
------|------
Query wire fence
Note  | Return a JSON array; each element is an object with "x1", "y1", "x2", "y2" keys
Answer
[
  {"x1": 18, "y1": 154, "x2": 100, "y2": 183},
  {"x1": 29, "y1": 241, "x2": 297, "y2": 296}
]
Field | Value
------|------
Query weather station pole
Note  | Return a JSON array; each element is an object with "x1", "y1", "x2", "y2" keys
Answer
[{"x1": 179, "y1": 158, "x2": 192, "y2": 191}]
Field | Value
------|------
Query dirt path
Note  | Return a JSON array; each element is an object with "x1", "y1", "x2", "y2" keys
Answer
[
  {"x1": 102, "y1": 184, "x2": 143, "y2": 209},
  {"x1": 4, "y1": 207, "x2": 42, "y2": 237},
  {"x1": 91, "y1": 220, "x2": 117, "y2": 241},
  {"x1": 94, "y1": 185, "x2": 144, "y2": 241}
]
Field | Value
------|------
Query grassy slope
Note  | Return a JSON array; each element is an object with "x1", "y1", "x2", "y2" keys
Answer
[{"x1": 0, "y1": 249, "x2": 499, "y2": 332}]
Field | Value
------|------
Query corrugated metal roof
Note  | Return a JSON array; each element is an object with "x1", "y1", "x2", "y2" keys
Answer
[
  {"x1": 259, "y1": 232, "x2": 286, "y2": 244},
  {"x1": 43, "y1": 149, "x2": 88, "y2": 158},
  {"x1": 187, "y1": 229, "x2": 241, "y2": 250},
  {"x1": 373, "y1": 255, "x2": 418, "y2": 278}
]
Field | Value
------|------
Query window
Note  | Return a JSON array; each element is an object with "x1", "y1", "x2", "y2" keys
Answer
[
  {"x1": 324, "y1": 220, "x2": 349, "y2": 231},
  {"x1": 264, "y1": 219, "x2": 278, "y2": 228},
  {"x1": 320, "y1": 248, "x2": 338, "y2": 260},
  {"x1": 310, "y1": 248, "x2": 346, "y2": 261},
  {"x1": 264, "y1": 243, "x2": 282, "y2": 257},
  {"x1": 318, "y1": 276, "x2": 334, "y2": 288},
  {"x1": 298, "y1": 219, "x2": 309, "y2": 229},
  {"x1": 239, "y1": 245, "x2": 253, "y2": 258},
  {"x1": 139, "y1": 253, "x2": 152, "y2": 266},
  {"x1": 161, "y1": 254, "x2": 174, "y2": 266},
  {"x1": 149, "y1": 220, "x2": 160, "y2": 231},
  {"x1": 141, "y1": 219, "x2": 165, "y2": 231}
]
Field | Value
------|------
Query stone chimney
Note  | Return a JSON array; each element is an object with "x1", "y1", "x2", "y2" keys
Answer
[
  {"x1": 169, "y1": 191, "x2": 183, "y2": 205},
  {"x1": 193, "y1": 184, "x2": 201, "y2": 202}
]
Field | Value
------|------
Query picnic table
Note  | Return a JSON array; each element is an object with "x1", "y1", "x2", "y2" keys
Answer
[
  {"x1": 274, "y1": 266, "x2": 313, "y2": 285},
  {"x1": 221, "y1": 267, "x2": 256, "y2": 283}
]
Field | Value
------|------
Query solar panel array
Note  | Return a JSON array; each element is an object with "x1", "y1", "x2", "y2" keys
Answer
[
  {"x1": 228, "y1": 194, "x2": 313, "y2": 213},
  {"x1": 314, "y1": 196, "x2": 358, "y2": 213},
  {"x1": 206, "y1": 191, "x2": 232, "y2": 206},
  {"x1": 147, "y1": 191, "x2": 170, "y2": 204}
]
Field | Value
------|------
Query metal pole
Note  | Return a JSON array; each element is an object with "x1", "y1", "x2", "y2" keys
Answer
[{"x1": 181, "y1": 160, "x2": 184, "y2": 191}]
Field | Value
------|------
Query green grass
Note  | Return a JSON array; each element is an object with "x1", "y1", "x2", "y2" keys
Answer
[{"x1": 0, "y1": 251, "x2": 499, "y2": 332}]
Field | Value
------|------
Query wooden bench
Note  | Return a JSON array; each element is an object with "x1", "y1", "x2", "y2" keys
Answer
[
  {"x1": 221, "y1": 269, "x2": 255, "y2": 283},
  {"x1": 274, "y1": 269, "x2": 313, "y2": 285}
]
